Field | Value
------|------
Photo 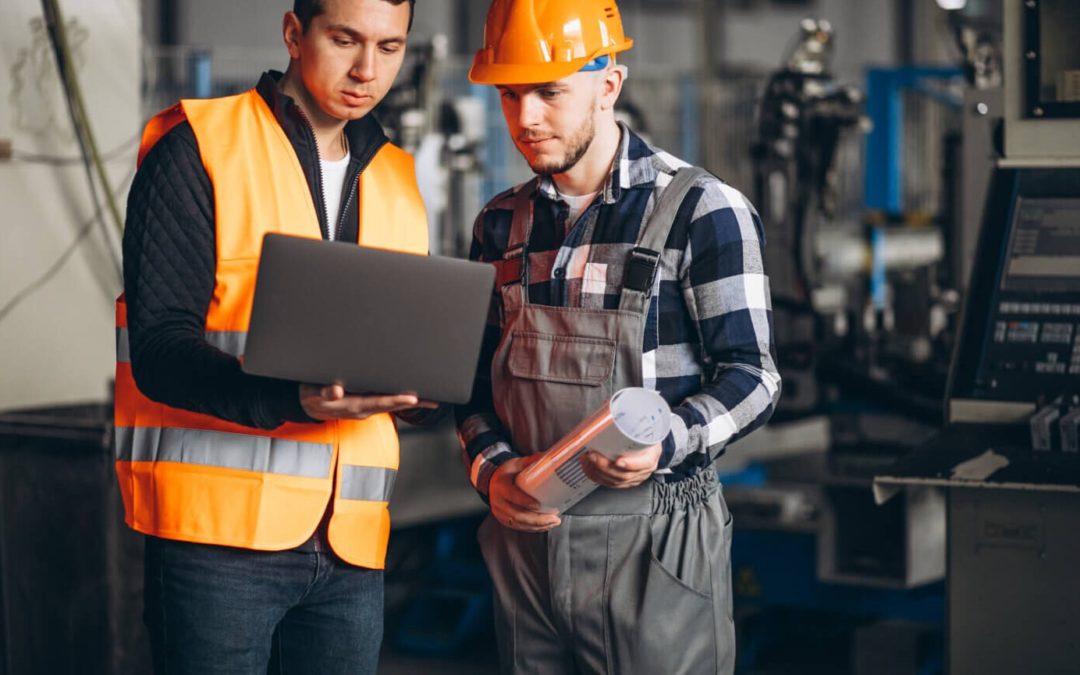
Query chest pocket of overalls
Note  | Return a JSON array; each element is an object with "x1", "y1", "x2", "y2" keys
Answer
[{"x1": 507, "y1": 332, "x2": 616, "y2": 386}]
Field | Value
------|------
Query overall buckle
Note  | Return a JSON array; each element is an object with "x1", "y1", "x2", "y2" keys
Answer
[
  {"x1": 624, "y1": 247, "x2": 660, "y2": 292},
  {"x1": 498, "y1": 243, "x2": 526, "y2": 287}
]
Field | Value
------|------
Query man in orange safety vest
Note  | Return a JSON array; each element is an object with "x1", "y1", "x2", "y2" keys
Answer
[{"x1": 117, "y1": 1, "x2": 436, "y2": 672}]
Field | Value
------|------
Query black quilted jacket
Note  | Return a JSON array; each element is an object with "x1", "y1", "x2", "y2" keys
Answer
[{"x1": 122, "y1": 71, "x2": 400, "y2": 429}]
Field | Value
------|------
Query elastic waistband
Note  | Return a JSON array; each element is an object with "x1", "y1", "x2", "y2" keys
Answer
[
  {"x1": 651, "y1": 469, "x2": 718, "y2": 514},
  {"x1": 563, "y1": 469, "x2": 719, "y2": 517}
]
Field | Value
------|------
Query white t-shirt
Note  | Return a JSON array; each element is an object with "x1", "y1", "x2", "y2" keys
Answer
[
  {"x1": 557, "y1": 188, "x2": 600, "y2": 230},
  {"x1": 320, "y1": 150, "x2": 351, "y2": 240}
]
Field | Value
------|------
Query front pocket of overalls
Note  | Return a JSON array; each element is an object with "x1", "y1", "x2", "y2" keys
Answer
[
  {"x1": 507, "y1": 332, "x2": 616, "y2": 386},
  {"x1": 607, "y1": 515, "x2": 717, "y2": 674},
  {"x1": 647, "y1": 509, "x2": 715, "y2": 599}
]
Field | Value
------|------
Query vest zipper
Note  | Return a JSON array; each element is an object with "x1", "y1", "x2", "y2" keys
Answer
[
  {"x1": 335, "y1": 176, "x2": 358, "y2": 242},
  {"x1": 295, "y1": 109, "x2": 331, "y2": 240}
]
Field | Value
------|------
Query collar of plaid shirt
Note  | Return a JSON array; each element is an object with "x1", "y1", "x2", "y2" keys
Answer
[{"x1": 534, "y1": 122, "x2": 674, "y2": 207}]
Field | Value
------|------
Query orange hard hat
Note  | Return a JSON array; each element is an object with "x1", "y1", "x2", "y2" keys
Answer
[{"x1": 469, "y1": 0, "x2": 634, "y2": 85}]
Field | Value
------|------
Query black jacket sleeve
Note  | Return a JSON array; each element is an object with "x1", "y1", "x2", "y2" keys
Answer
[{"x1": 122, "y1": 122, "x2": 315, "y2": 429}]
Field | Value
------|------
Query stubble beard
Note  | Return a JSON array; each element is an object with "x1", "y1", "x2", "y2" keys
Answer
[{"x1": 521, "y1": 111, "x2": 596, "y2": 177}]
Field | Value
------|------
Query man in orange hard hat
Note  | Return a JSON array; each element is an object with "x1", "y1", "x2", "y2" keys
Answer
[{"x1": 456, "y1": 1, "x2": 782, "y2": 673}]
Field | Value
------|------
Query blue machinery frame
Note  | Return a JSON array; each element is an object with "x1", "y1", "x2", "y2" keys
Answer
[{"x1": 864, "y1": 66, "x2": 964, "y2": 215}]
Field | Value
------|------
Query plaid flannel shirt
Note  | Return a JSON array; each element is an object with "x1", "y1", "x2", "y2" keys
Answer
[{"x1": 456, "y1": 123, "x2": 781, "y2": 496}]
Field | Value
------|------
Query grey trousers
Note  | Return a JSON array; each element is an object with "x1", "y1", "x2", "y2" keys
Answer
[{"x1": 478, "y1": 470, "x2": 735, "y2": 675}]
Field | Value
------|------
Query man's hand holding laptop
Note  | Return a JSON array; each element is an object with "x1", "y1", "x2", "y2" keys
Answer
[{"x1": 300, "y1": 383, "x2": 439, "y2": 421}]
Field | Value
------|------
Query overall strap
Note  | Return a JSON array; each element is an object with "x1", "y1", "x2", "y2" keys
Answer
[
  {"x1": 619, "y1": 167, "x2": 711, "y2": 314},
  {"x1": 498, "y1": 180, "x2": 539, "y2": 313}
]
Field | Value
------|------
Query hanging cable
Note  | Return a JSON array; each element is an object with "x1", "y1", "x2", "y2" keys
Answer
[
  {"x1": 0, "y1": 160, "x2": 137, "y2": 324},
  {"x1": 0, "y1": 213, "x2": 101, "y2": 325},
  {"x1": 13, "y1": 130, "x2": 140, "y2": 166},
  {"x1": 0, "y1": 164, "x2": 137, "y2": 325},
  {"x1": 39, "y1": 0, "x2": 125, "y2": 279}
]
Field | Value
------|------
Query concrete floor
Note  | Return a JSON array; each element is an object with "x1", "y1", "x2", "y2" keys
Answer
[{"x1": 379, "y1": 650, "x2": 499, "y2": 675}]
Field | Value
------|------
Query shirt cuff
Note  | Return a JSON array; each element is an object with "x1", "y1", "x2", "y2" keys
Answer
[
  {"x1": 470, "y1": 441, "x2": 518, "y2": 496},
  {"x1": 657, "y1": 410, "x2": 689, "y2": 470},
  {"x1": 268, "y1": 379, "x2": 320, "y2": 425}
]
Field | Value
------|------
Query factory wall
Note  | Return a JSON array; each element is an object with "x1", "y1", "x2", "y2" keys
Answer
[
  {"x1": 173, "y1": 0, "x2": 459, "y2": 82},
  {"x1": 0, "y1": 0, "x2": 140, "y2": 412},
  {"x1": 166, "y1": 0, "x2": 900, "y2": 88},
  {"x1": 723, "y1": 0, "x2": 899, "y2": 81}
]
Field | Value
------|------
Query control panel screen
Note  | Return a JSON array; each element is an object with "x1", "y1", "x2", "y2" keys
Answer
[{"x1": 1002, "y1": 198, "x2": 1080, "y2": 293}]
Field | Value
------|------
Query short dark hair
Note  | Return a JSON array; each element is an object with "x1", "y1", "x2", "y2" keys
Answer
[{"x1": 293, "y1": 0, "x2": 415, "y2": 33}]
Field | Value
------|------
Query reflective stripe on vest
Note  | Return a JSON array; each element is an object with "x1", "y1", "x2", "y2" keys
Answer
[
  {"x1": 339, "y1": 465, "x2": 397, "y2": 502},
  {"x1": 115, "y1": 426, "x2": 333, "y2": 478},
  {"x1": 116, "y1": 327, "x2": 247, "y2": 362},
  {"x1": 116, "y1": 328, "x2": 130, "y2": 363}
]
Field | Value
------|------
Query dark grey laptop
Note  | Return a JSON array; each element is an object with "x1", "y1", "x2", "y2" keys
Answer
[{"x1": 242, "y1": 233, "x2": 494, "y2": 404}]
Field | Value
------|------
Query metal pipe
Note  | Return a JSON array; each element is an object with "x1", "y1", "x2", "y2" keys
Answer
[{"x1": 816, "y1": 226, "x2": 945, "y2": 280}]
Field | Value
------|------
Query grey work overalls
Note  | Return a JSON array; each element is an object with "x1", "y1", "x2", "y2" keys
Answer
[{"x1": 479, "y1": 168, "x2": 735, "y2": 675}]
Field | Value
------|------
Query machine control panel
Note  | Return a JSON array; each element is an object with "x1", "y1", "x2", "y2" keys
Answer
[{"x1": 970, "y1": 196, "x2": 1080, "y2": 400}]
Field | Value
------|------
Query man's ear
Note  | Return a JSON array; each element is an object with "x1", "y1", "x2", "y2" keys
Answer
[
  {"x1": 598, "y1": 65, "x2": 627, "y2": 111},
  {"x1": 283, "y1": 11, "x2": 303, "y2": 60}
]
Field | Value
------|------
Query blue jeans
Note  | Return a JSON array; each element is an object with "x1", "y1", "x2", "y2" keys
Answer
[{"x1": 143, "y1": 536, "x2": 383, "y2": 674}]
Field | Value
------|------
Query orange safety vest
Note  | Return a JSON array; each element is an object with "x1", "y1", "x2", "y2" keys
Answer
[{"x1": 114, "y1": 89, "x2": 428, "y2": 569}]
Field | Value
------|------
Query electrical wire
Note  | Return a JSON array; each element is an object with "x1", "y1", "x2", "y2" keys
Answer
[
  {"x1": 40, "y1": 0, "x2": 125, "y2": 279},
  {"x1": 0, "y1": 164, "x2": 136, "y2": 326},
  {"x1": 12, "y1": 130, "x2": 140, "y2": 166},
  {"x1": 0, "y1": 215, "x2": 100, "y2": 325}
]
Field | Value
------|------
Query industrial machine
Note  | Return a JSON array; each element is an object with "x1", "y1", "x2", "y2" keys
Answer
[
  {"x1": 752, "y1": 15, "x2": 966, "y2": 433},
  {"x1": 730, "y1": 3, "x2": 1074, "y2": 669},
  {"x1": 752, "y1": 18, "x2": 870, "y2": 417},
  {"x1": 746, "y1": 12, "x2": 959, "y2": 588},
  {"x1": 876, "y1": 170, "x2": 1080, "y2": 674},
  {"x1": 377, "y1": 35, "x2": 487, "y2": 259},
  {"x1": 719, "y1": 16, "x2": 967, "y2": 674},
  {"x1": 875, "y1": 1, "x2": 1080, "y2": 673}
]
